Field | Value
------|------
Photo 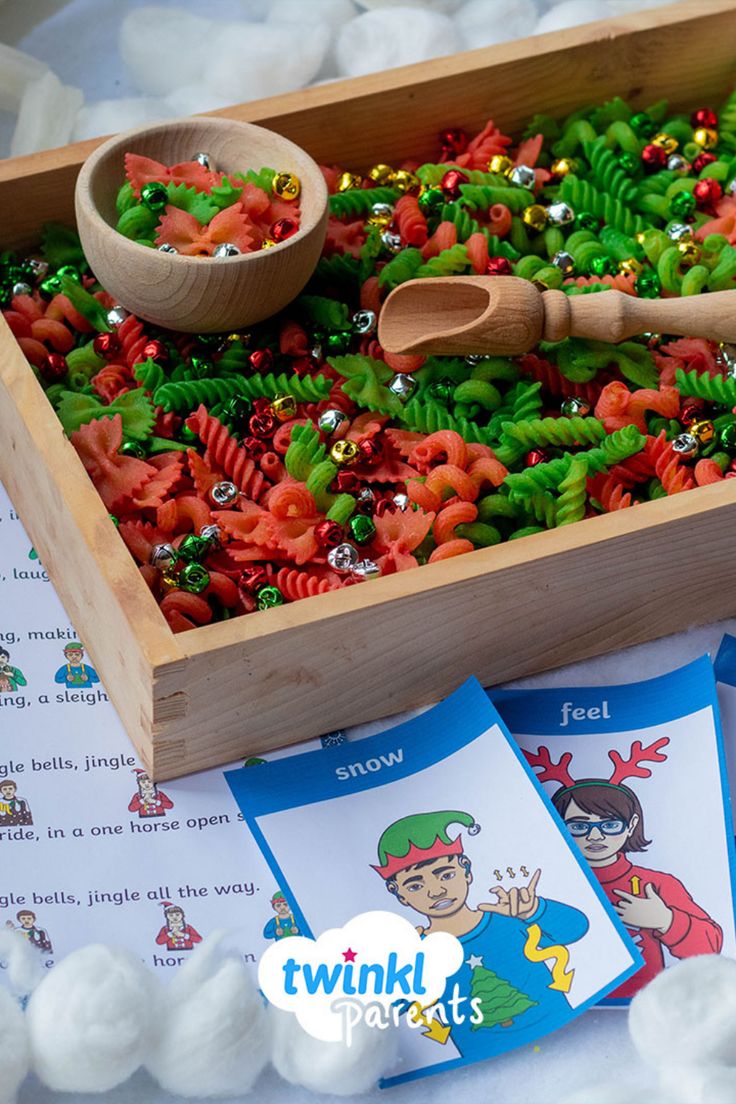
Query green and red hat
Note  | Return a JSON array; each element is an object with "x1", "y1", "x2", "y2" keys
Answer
[
  {"x1": 372, "y1": 810, "x2": 479, "y2": 880},
  {"x1": 271, "y1": 891, "x2": 288, "y2": 905}
]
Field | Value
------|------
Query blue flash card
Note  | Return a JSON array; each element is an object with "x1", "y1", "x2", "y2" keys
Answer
[{"x1": 226, "y1": 677, "x2": 641, "y2": 1087}]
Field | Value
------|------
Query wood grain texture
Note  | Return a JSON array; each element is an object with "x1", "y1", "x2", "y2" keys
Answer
[
  {"x1": 1, "y1": 0, "x2": 736, "y2": 777},
  {"x1": 75, "y1": 117, "x2": 328, "y2": 332},
  {"x1": 1, "y1": 0, "x2": 735, "y2": 251}
]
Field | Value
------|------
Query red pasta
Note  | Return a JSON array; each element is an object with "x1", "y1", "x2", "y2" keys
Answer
[
  {"x1": 394, "y1": 194, "x2": 428, "y2": 247},
  {"x1": 186, "y1": 405, "x2": 268, "y2": 501}
]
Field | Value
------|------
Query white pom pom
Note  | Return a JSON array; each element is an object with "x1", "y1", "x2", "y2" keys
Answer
[
  {"x1": 0, "y1": 44, "x2": 49, "y2": 113},
  {"x1": 203, "y1": 21, "x2": 330, "y2": 102},
  {"x1": 535, "y1": 0, "x2": 614, "y2": 34},
  {"x1": 562, "y1": 1080, "x2": 654, "y2": 1104},
  {"x1": 455, "y1": 0, "x2": 539, "y2": 49},
  {"x1": 269, "y1": 1005, "x2": 399, "y2": 1095},
  {"x1": 0, "y1": 988, "x2": 29, "y2": 1104},
  {"x1": 146, "y1": 933, "x2": 269, "y2": 1098},
  {"x1": 0, "y1": 929, "x2": 45, "y2": 999},
  {"x1": 10, "y1": 71, "x2": 83, "y2": 158},
  {"x1": 165, "y1": 86, "x2": 232, "y2": 117},
  {"x1": 120, "y1": 6, "x2": 214, "y2": 97},
  {"x1": 267, "y1": 0, "x2": 357, "y2": 34},
  {"x1": 659, "y1": 1064, "x2": 736, "y2": 1104},
  {"x1": 356, "y1": 0, "x2": 462, "y2": 12},
  {"x1": 629, "y1": 955, "x2": 736, "y2": 1069},
  {"x1": 72, "y1": 98, "x2": 172, "y2": 143},
  {"x1": 335, "y1": 7, "x2": 459, "y2": 77},
  {"x1": 27, "y1": 944, "x2": 160, "y2": 1092}
]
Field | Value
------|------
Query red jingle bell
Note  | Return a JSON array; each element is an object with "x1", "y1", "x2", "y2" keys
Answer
[
  {"x1": 249, "y1": 412, "x2": 277, "y2": 438},
  {"x1": 40, "y1": 352, "x2": 68, "y2": 383},
  {"x1": 271, "y1": 218, "x2": 298, "y2": 242},
  {"x1": 486, "y1": 256, "x2": 513, "y2": 277},
  {"x1": 252, "y1": 397, "x2": 273, "y2": 415},
  {"x1": 692, "y1": 151, "x2": 717, "y2": 174},
  {"x1": 440, "y1": 169, "x2": 468, "y2": 201},
  {"x1": 691, "y1": 107, "x2": 718, "y2": 129},
  {"x1": 438, "y1": 127, "x2": 467, "y2": 157},
  {"x1": 335, "y1": 471, "x2": 360, "y2": 494},
  {"x1": 93, "y1": 332, "x2": 121, "y2": 358},
  {"x1": 239, "y1": 566, "x2": 269, "y2": 595},
  {"x1": 142, "y1": 339, "x2": 168, "y2": 363},
  {"x1": 314, "y1": 520, "x2": 344, "y2": 549},
  {"x1": 693, "y1": 177, "x2": 722, "y2": 210},
  {"x1": 290, "y1": 356, "x2": 314, "y2": 375},
  {"x1": 241, "y1": 435, "x2": 267, "y2": 460},
  {"x1": 358, "y1": 438, "x2": 382, "y2": 466},
  {"x1": 249, "y1": 348, "x2": 274, "y2": 372},
  {"x1": 641, "y1": 144, "x2": 668, "y2": 172},
  {"x1": 680, "y1": 399, "x2": 706, "y2": 426},
  {"x1": 526, "y1": 448, "x2": 548, "y2": 467}
]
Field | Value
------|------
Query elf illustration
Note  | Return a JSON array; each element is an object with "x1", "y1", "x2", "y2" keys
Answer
[
  {"x1": 0, "y1": 647, "x2": 26, "y2": 694},
  {"x1": 372, "y1": 810, "x2": 589, "y2": 1057},
  {"x1": 0, "y1": 780, "x2": 32, "y2": 826},
  {"x1": 154, "y1": 902, "x2": 202, "y2": 951},
  {"x1": 526, "y1": 739, "x2": 723, "y2": 998},
  {"x1": 53, "y1": 642, "x2": 99, "y2": 688},
  {"x1": 128, "y1": 770, "x2": 174, "y2": 818},
  {"x1": 263, "y1": 891, "x2": 300, "y2": 940},
  {"x1": 5, "y1": 909, "x2": 53, "y2": 954}
]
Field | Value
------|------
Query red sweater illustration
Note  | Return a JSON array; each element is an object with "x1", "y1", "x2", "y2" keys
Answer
[
  {"x1": 594, "y1": 853, "x2": 723, "y2": 998},
  {"x1": 128, "y1": 790, "x2": 174, "y2": 818},
  {"x1": 155, "y1": 924, "x2": 202, "y2": 950}
]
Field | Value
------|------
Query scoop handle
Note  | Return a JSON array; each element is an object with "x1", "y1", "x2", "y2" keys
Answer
[{"x1": 543, "y1": 287, "x2": 736, "y2": 345}]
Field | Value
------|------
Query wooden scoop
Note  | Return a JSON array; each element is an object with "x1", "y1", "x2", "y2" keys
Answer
[{"x1": 378, "y1": 275, "x2": 736, "y2": 356}]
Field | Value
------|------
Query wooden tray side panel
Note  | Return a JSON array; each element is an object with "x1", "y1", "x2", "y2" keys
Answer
[
  {"x1": 149, "y1": 487, "x2": 736, "y2": 779},
  {"x1": 0, "y1": 329, "x2": 182, "y2": 764},
  {"x1": 1, "y1": 1, "x2": 735, "y2": 249}
]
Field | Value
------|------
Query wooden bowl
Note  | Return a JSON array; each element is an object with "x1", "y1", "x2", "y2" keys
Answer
[{"x1": 74, "y1": 116, "x2": 329, "y2": 333}]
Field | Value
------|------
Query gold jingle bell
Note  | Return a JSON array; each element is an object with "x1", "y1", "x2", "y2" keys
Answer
[
  {"x1": 677, "y1": 239, "x2": 701, "y2": 267},
  {"x1": 393, "y1": 169, "x2": 421, "y2": 194},
  {"x1": 272, "y1": 172, "x2": 301, "y2": 201},
  {"x1": 368, "y1": 164, "x2": 395, "y2": 187},
  {"x1": 330, "y1": 439, "x2": 360, "y2": 467},
  {"x1": 522, "y1": 204, "x2": 548, "y2": 231},
  {"x1": 693, "y1": 126, "x2": 718, "y2": 149},
  {"x1": 690, "y1": 419, "x2": 715, "y2": 444},
  {"x1": 651, "y1": 132, "x2": 679, "y2": 154},
  {"x1": 618, "y1": 257, "x2": 644, "y2": 277},
  {"x1": 550, "y1": 158, "x2": 578, "y2": 178},
  {"x1": 271, "y1": 394, "x2": 297, "y2": 422},
  {"x1": 336, "y1": 171, "x2": 363, "y2": 192},
  {"x1": 489, "y1": 154, "x2": 513, "y2": 176}
]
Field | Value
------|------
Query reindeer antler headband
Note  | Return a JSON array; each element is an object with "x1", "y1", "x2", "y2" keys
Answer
[{"x1": 524, "y1": 737, "x2": 670, "y2": 794}]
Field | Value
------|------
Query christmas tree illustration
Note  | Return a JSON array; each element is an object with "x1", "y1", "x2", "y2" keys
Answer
[{"x1": 469, "y1": 961, "x2": 538, "y2": 1030}]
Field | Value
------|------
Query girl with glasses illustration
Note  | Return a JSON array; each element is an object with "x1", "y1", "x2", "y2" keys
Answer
[{"x1": 525, "y1": 739, "x2": 723, "y2": 998}]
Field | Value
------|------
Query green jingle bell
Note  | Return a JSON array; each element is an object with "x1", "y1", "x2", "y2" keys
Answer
[
  {"x1": 418, "y1": 188, "x2": 444, "y2": 216},
  {"x1": 635, "y1": 271, "x2": 662, "y2": 298},
  {"x1": 178, "y1": 534, "x2": 211, "y2": 563},
  {"x1": 256, "y1": 585, "x2": 284, "y2": 610},
  {"x1": 179, "y1": 563, "x2": 210, "y2": 594},
  {"x1": 326, "y1": 331, "x2": 352, "y2": 355},
  {"x1": 575, "y1": 211, "x2": 598, "y2": 232},
  {"x1": 720, "y1": 423, "x2": 736, "y2": 451},
  {"x1": 141, "y1": 181, "x2": 169, "y2": 212},
  {"x1": 589, "y1": 256, "x2": 614, "y2": 277},
  {"x1": 630, "y1": 112, "x2": 657, "y2": 138},
  {"x1": 349, "y1": 515, "x2": 377, "y2": 545},
  {"x1": 120, "y1": 439, "x2": 147, "y2": 458},
  {"x1": 427, "y1": 378, "x2": 455, "y2": 404},
  {"x1": 670, "y1": 191, "x2": 697, "y2": 219}
]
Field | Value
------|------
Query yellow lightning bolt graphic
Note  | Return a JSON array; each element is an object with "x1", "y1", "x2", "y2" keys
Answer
[
  {"x1": 407, "y1": 1002, "x2": 452, "y2": 1044},
  {"x1": 523, "y1": 923, "x2": 575, "y2": 993},
  {"x1": 630, "y1": 876, "x2": 641, "y2": 896}
]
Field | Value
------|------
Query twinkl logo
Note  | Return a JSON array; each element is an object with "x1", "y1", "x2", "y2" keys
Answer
[{"x1": 259, "y1": 910, "x2": 463, "y2": 1044}]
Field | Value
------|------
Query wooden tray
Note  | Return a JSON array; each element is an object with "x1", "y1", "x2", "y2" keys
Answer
[{"x1": 2, "y1": 0, "x2": 736, "y2": 779}]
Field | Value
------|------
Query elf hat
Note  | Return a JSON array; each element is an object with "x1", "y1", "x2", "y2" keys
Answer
[
  {"x1": 372, "y1": 810, "x2": 479, "y2": 880},
  {"x1": 63, "y1": 642, "x2": 84, "y2": 654},
  {"x1": 271, "y1": 891, "x2": 288, "y2": 905}
]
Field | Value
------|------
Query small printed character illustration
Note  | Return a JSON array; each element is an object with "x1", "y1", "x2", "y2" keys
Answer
[
  {"x1": 321, "y1": 730, "x2": 346, "y2": 749},
  {"x1": 5, "y1": 909, "x2": 53, "y2": 954},
  {"x1": 263, "y1": 892, "x2": 299, "y2": 940},
  {"x1": 128, "y1": 769, "x2": 174, "y2": 819},
  {"x1": 526, "y1": 740, "x2": 723, "y2": 997},
  {"x1": 242, "y1": 757, "x2": 267, "y2": 768},
  {"x1": 54, "y1": 642, "x2": 99, "y2": 688},
  {"x1": 0, "y1": 648, "x2": 27, "y2": 694},
  {"x1": 0, "y1": 779, "x2": 32, "y2": 826},
  {"x1": 373, "y1": 810, "x2": 589, "y2": 1057},
  {"x1": 154, "y1": 902, "x2": 202, "y2": 951}
]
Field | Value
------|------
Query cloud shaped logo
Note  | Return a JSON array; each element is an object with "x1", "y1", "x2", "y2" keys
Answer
[{"x1": 258, "y1": 910, "x2": 463, "y2": 1042}]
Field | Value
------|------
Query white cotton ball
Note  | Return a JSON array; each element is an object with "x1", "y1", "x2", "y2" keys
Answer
[
  {"x1": 629, "y1": 955, "x2": 736, "y2": 1069},
  {"x1": 335, "y1": 7, "x2": 459, "y2": 77},
  {"x1": 27, "y1": 944, "x2": 160, "y2": 1092},
  {"x1": 72, "y1": 98, "x2": 174, "y2": 142},
  {"x1": 165, "y1": 86, "x2": 233, "y2": 117},
  {"x1": 146, "y1": 933, "x2": 269, "y2": 1098},
  {"x1": 356, "y1": 0, "x2": 462, "y2": 12},
  {"x1": 120, "y1": 6, "x2": 214, "y2": 97},
  {"x1": 0, "y1": 930, "x2": 45, "y2": 1000},
  {"x1": 267, "y1": 0, "x2": 357, "y2": 33},
  {"x1": 269, "y1": 1005, "x2": 399, "y2": 1095},
  {"x1": 0, "y1": 988, "x2": 29, "y2": 1104},
  {"x1": 0, "y1": 44, "x2": 49, "y2": 113},
  {"x1": 455, "y1": 0, "x2": 539, "y2": 50},
  {"x1": 658, "y1": 1064, "x2": 736, "y2": 1104},
  {"x1": 203, "y1": 20, "x2": 330, "y2": 103},
  {"x1": 535, "y1": 0, "x2": 614, "y2": 35},
  {"x1": 563, "y1": 1080, "x2": 657, "y2": 1104},
  {"x1": 10, "y1": 71, "x2": 83, "y2": 158}
]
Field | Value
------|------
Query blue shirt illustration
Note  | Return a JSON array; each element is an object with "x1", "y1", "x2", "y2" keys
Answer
[{"x1": 54, "y1": 643, "x2": 99, "y2": 688}]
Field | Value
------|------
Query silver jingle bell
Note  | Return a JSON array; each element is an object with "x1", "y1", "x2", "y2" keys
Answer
[
  {"x1": 560, "y1": 396, "x2": 591, "y2": 417},
  {"x1": 157, "y1": 242, "x2": 178, "y2": 253},
  {"x1": 388, "y1": 372, "x2": 417, "y2": 401},
  {"x1": 352, "y1": 309, "x2": 377, "y2": 336},
  {"x1": 356, "y1": 487, "x2": 375, "y2": 507},
  {"x1": 150, "y1": 543, "x2": 178, "y2": 570},
  {"x1": 381, "y1": 230, "x2": 403, "y2": 254},
  {"x1": 371, "y1": 202, "x2": 394, "y2": 220},
  {"x1": 199, "y1": 523, "x2": 222, "y2": 547},
  {"x1": 310, "y1": 342, "x2": 323, "y2": 362},
  {"x1": 327, "y1": 543, "x2": 359, "y2": 573},
  {"x1": 551, "y1": 250, "x2": 575, "y2": 276},
  {"x1": 213, "y1": 242, "x2": 241, "y2": 258},
  {"x1": 353, "y1": 559, "x2": 380, "y2": 580},
  {"x1": 465, "y1": 354, "x2": 484, "y2": 366},
  {"x1": 729, "y1": 178, "x2": 736, "y2": 197},
  {"x1": 27, "y1": 258, "x2": 49, "y2": 281},
  {"x1": 209, "y1": 480, "x2": 240, "y2": 507},
  {"x1": 509, "y1": 164, "x2": 536, "y2": 189},
  {"x1": 666, "y1": 222, "x2": 693, "y2": 241},
  {"x1": 717, "y1": 342, "x2": 736, "y2": 374},
  {"x1": 392, "y1": 492, "x2": 409, "y2": 512},
  {"x1": 667, "y1": 154, "x2": 690, "y2": 174},
  {"x1": 318, "y1": 408, "x2": 348, "y2": 435},
  {"x1": 672, "y1": 432, "x2": 698, "y2": 458},
  {"x1": 106, "y1": 306, "x2": 129, "y2": 327},
  {"x1": 193, "y1": 152, "x2": 212, "y2": 169},
  {"x1": 546, "y1": 201, "x2": 575, "y2": 227},
  {"x1": 12, "y1": 281, "x2": 32, "y2": 297}
]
